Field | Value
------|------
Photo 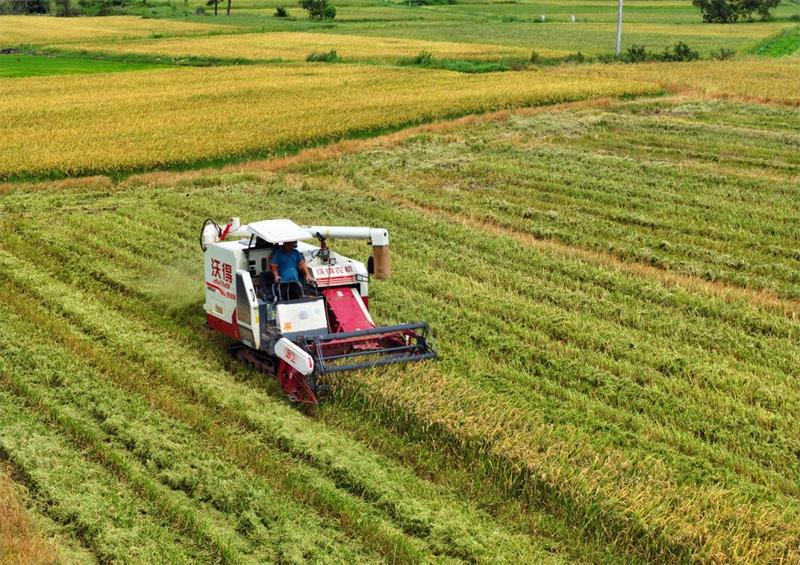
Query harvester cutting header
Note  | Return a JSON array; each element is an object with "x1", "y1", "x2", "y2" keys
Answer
[{"x1": 201, "y1": 218, "x2": 436, "y2": 404}]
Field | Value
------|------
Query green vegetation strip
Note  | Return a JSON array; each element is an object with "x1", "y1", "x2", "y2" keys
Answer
[
  {"x1": 0, "y1": 54, "x2": 165, "y2": 78},
  {"x1": 751, "y1": 25, "x2": 800, "y2": 56}
]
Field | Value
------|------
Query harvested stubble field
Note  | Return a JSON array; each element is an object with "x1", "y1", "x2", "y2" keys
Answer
[
  {"x1": 1, "y1": 97, "x2": 800, "y2": 564},
  {"x1": 0, "y1": 63, "x2": 659, "y2": 180}
]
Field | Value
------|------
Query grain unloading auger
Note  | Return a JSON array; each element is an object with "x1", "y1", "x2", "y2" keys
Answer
[{"x1": 201, "y1": 218, "x2": 436, "y2": 404}]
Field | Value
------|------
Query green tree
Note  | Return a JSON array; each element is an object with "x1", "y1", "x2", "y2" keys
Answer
[
  {"x1": 299, "y1": 0, "x2": 329, "y2": 19},
  {"x1": 692, "y1": 0, "x2": 781, "y2": 22},
  {"x1": 0, "y1": 0, "x2": 50, "y2": 14},
  {"x1": 77, "y1": 0, "x2": 127, "y2": 16},
  {"x1": 54, "y1": 0, "x2": 78, "y2": 16}
]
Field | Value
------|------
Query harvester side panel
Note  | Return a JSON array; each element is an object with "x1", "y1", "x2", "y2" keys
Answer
[{"x1": 204, "y1": 243, "x2": 243, "y2": 340}]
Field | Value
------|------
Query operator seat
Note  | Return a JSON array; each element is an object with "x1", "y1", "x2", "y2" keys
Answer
[{"x1": 258, "y1": 270, "x2": 275, "y2": 301}]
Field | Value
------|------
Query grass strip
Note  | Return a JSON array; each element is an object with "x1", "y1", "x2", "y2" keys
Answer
[
  {"x1": 751, "y1": 25, "x2": 800, "y2": 56},
  {"x1": 0, "y1": 54, "x2": 165, "y2": 78}
]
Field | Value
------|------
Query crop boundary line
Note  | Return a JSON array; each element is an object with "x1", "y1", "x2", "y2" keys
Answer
[{"x1": 0, "y1": 97, "x2": 620, "y2": 195}]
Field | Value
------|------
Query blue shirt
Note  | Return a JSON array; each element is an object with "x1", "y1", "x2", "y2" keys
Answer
[{"x1": 271, "y1": 248, "x2": 304, "y2": 282}]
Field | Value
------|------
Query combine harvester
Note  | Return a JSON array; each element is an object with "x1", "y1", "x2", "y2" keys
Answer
[{"x1": 201, "y1": 218, "x2": 436, "y2": 404}]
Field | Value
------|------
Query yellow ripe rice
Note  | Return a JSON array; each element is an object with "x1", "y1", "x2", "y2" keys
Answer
[{"x1": 0, "y1": 63, "x2": 659, "y2": 178}]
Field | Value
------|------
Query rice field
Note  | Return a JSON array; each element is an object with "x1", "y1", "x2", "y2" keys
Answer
[
  {"x1": 329, "y1": 20, "x2": 797, "y2": 56},
  {"x1": 1, "y1": 96, "x2": 800, "y2": 565},
  {"x1": 0, "y1": 63, "x2": 659, "y2": 180},
  {"x1": 49, "y1": 31, "x2": 541, "y2": 62},
  {"x1": 3, "y1": 2, "x2": 800, "y2": 563},
  {"x1": 550, "y1": 57, "x2": 800, "y2": 106},
  {"x1": 0, "y1": 14, "x2": 244, "y2": 47}
]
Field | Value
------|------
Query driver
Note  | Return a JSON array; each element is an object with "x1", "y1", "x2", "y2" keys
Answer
[{"x1": 271, "y1": 241, "x2": 313, "y2": 298}]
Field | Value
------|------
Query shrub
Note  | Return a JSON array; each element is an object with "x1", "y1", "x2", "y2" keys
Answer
[
  {"x1": 76, "y1": 0, "x2": 129, "y2": 15},
  {"x1": 0, "y1": 0, "x2": 49, "y2": 14},
  {"x1": 322, "y1": 3, "x2": 335, "y2": 19},
  {"x1": 565, "y1": 51, "x2": 586, "y2": 63},
  {"x1": 306, "y1": 49, "x2": 338, "y2": 62},
  {"x1": 413, "y1": 50, "x2": 433, "y2": 66},
  {"x1": 54, "y1": 0, "x2": 80, "y2": 16},
  {"x1": 530, "y1": 50, "x2": 540, "y2": 63},
  {"x1": 661, "y1": 41, "x2": 699, "y2": 62},
  {"x1": 274, "y1": 5, "x2": 288, "y2": 16},
  {"x1": 625, "y1": 44, "x2": 648, "y2": 63},
  {"x1": 710, "y1": 47, "x2": 736, "y2": 60},
  {"x1": 299, "y1": 0, "x2": 327, "y2": 19}
]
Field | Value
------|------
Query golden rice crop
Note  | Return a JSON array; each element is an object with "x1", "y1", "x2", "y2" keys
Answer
[
  {"x1": 51, "y1": 31, "x2": 541, "y2": 62},
  {"x1": 0, "y1": 63, "x2": 659, "y2": 179},
  {"x1": 550, "y1": 57, "x2": 800, "y2": 106},
  {"x1": 616, "y1": 21, "x2": 795, "y2": 39},
  {"x1": 0, "y1": 15, "x2": 241, "y2": 47}
]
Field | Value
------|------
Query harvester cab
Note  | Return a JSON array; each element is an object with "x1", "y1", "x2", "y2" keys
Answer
[{"x1": 201, "y1": 218, "x2": 436, "y2": 404}]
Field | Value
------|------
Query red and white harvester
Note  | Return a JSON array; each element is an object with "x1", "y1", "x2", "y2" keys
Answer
[{"x1": 201, "y1": 218, "x2": 436, "y2": 404}]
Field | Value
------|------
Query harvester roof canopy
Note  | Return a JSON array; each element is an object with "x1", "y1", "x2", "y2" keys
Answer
[{"x1": 246, "y1": 219, "x2": 313, "y2": 244}]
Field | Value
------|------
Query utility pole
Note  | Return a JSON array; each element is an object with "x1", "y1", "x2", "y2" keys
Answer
[{"x1": 616, "y1": 0, "x2": 623, "y2": 56}]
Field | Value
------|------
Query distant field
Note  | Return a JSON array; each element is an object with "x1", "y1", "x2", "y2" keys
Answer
[
  {"x1": 327, "y1": 20, "x2": 797, "y2": 56},
  {"x1": 0, "y1": 63, "x2": 658, "y2": 179},
  {"x1": 51, "y1": 31, "x2": 541, "y2": 62},
  {"x1": 552, "y1": 57, "x2": 800, "y2": 106},
  {"x1": 1, "y1": 99, "x2": 799, "y2": 564},
  {"x1": 0, "y1": 14, "x2": 243, "y2": 46},
  {"x1": 4, "y1": 1, "x2": 797, "y2": 58}
]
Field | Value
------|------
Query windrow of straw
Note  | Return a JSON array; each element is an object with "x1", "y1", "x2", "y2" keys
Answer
[{"x1": 0, "y1": 467, "x2": 59, "y2": 565}]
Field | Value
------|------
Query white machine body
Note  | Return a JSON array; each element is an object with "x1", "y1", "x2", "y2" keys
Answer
[{"x1": 203, "y1": 219, "x2": 382, "y2": 365}]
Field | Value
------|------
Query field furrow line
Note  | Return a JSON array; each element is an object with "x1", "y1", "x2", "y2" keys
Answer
[
  {"x1": 0, "y1": 276, "x2": 443, "y2": 565},
  {"x1": 330, "y1": 361, "x2": 800, "y2": 565},
  {"x1": 0, "y1": 392, "x2": 212, "y2": 565},
  {"x1": 12, "y1": 209, "x2": 799, "y2": 495},
  {"x1": 0, "y1": 300, "x2": 392, "y2": 565},
  {"x1": 4, "y1": 209, "x2": 792, "y2": 555}
]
